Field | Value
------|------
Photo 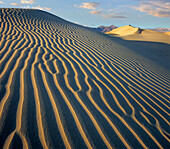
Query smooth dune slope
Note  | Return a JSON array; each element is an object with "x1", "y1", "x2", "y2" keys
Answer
[
  {"x1": 0, "y1": 8, "x2": 170, "y2": 149},
  {"x1": 106, "y1": 25, "x2": 141, "y2": 36},
  {"x1": 164, "y1": 32, "x2": 170, "y2": 35},
  {"x1": 106, "y1": 25, "x2": 170, "y2": 44}
]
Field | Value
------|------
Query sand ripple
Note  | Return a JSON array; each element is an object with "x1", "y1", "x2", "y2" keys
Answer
[{"x1": 0, "y1": 8, "x2": 170, "y2": 149}]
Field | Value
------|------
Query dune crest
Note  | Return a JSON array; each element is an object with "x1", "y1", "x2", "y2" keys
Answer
[
  {"x1": 0, "y1": 8, "x2": 170, "y2": 149},
  {"x1": 106, "y1": 25, "x2": 170, "y2": 44},
  {"x1": 106, "y1": 25, "x2": 142, "y2": 36}
]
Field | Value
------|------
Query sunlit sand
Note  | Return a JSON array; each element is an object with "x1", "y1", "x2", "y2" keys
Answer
[
  {"x1": 0, "y1": 8, "x2": 169, "y2": 149},
  {"x1": 106, "y1": 25, "x2": 170, "y2": 44},
  {"x1": 164, "y1": 32, "x2": 170, "y2": 36}
]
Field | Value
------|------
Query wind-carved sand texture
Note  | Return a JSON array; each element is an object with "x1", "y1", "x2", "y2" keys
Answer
[{"x1": 0, "y1": 8, "x2": 170, "y2": 149}]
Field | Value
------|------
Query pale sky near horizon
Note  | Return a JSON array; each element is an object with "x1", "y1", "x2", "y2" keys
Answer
[{"x1": 0, "y1": 0, "x2": 170, "y2": 28}]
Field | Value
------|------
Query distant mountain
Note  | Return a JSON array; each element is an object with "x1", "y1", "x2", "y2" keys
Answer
[
  {"x1": 148, "y1": 27, "x2": 170, "y2": 33},
  {"x1": 91, "y1": 25, "x2": 117, "y2": 33}
]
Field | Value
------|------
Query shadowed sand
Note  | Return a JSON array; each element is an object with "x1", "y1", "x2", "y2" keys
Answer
[{"x1": 0, "y1": 8, "x2": 170, "y2": 149}]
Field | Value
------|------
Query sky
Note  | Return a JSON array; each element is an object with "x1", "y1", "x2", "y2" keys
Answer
[{"x1": 0, "y1": 0, "x2": 170, "y2": 28}]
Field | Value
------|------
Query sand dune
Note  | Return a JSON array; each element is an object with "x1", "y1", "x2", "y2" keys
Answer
[
  {"x1": 106, "y1": 25, "x2": 142, "y2": 36},
  {"x1": 164, "y1": 32, "x2": 170, "y2": 35},
  {"x1": 0, "y1": 8, "x2": 170, "y2": 149},
  {"x1": 106, "y1": 25, "x2": 170, "y2": 44}
]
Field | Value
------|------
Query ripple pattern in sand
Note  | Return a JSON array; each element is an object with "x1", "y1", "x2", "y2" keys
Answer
[{"x1": 0, "y1": 8, "x2": 170, "y2": 149}]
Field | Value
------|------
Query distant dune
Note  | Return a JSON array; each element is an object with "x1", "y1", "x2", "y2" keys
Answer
[
  {"x1": 106, "y1": 25, "x2": 170, "y2": 44},
  {"x1": 106, "y1": 25, "x2": 142, "y2": 36},
  {"x1": 0, "y1": 8, "x2": 170, "y2": 149},
  {"x1": 93, "y1": 25, "x2": 170, "y2": 33},
  {"x1": 164, "y1": 32, "x2": 170, "y2": 35}
]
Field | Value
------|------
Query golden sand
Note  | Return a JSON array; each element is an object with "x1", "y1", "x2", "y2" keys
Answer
[
  {"x1": 0, "y1": 8, "x2": 170, "y2": 148},
  {"x1": 106, "y1": 25, "x2": 170, "y2": 44},
  {"x1": 164, "y1": 32, "x2": 170, "y2": 36}
]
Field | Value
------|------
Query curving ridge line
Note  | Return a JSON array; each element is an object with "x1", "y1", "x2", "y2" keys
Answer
[
  {"x1": 39, "y1": 30, "x2": 126, "y2": 148},
  {"x1": 34, "y1": 25, "x2": 126, "y2": 148},
  {"x1": 38, "y1": 25, "x2": 166, "y2": 148},
  {"x1": 30, "y1": 47, "x2": 48, "y2": 149},
  {"x1": 32, "y1": 29, "x2": 93, "y2": 148},
  {"x1": 41, "y1": 47, "x2": 71, "y2": 148},
  {"x1": 38, "y1": 62, "x2": 71, "y2": 149},
  {"x1": 0, "y1": 8, "x2": 170, "y2": 149},
  {"x1": 54, "y1": 25, "x2": 166, "y2": 149}
]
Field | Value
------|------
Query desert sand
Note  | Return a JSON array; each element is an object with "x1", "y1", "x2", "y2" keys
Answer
[
  {"x1": 0, "y1": 8, "x2": 170, "y2": 149},
  {"x1": 165, "y1": 32, "x2": 170, "y2": 36},
  {"x1": 106, "y1": 25, "x2": 170, "y2": 44}
]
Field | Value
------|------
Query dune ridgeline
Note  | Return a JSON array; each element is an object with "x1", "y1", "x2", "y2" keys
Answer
[
  {"x1": 0, "y1": 8, "x2": 170, "y2": 149},
  {"x1": 106, "y1": 25, "x2": 170, "y2": 44}
]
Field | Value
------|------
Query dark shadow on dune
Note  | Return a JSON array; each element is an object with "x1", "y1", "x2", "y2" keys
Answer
[
  {"x1": 102, "y1": 34, "x2": 170, "y2": 71},
  {"x1": 9, "y1": 133, "x2": 23, "y2": 149},
  {"x1": 0, "y1": 8, "x2": 170, "y2": 149}
]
